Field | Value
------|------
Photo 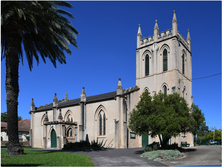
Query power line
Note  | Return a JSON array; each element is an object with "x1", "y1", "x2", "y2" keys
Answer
[
  {"x1": 181, "y1": 73, "x2": 221, "y2": 80},
  {"x1": 193, "y1": 73, "x2": 221, "y2": 80}
]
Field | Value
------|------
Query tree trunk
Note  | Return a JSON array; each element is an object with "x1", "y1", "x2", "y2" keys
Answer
[
  {"x1": 158, "y1": 134, "x2": 170, "y2": 150},
  {"x1": 158, "y1": 134, "x2": 163, "y2": 148},
  {"x1": 5, "y1": 29, "x2": 24, "y2": 155}
]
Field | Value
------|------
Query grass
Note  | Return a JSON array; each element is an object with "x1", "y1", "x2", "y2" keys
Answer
[
  {"x1": 1, "y1": 146, "x2": 40, "y2": 149},
  {"x1": 1, "y1": 149, "x2": 94, "y2": 166}
]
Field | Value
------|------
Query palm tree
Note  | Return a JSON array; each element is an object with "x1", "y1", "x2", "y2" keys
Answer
[{"x1": 1, "y1": 1, "x2": 79, "y2": 155}]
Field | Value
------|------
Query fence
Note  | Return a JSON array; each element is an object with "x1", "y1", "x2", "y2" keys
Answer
[{"x1": 196, "y1": 139, "x2": 221, "y2": 146}]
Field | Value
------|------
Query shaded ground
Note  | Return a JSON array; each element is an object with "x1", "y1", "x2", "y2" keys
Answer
[
  {"x1": 5, "y1": 147, "x2": 166, "y2": 166},
  {"x1": 161, "y1": 145, "x2": 221, "y2": 166},
  {"x1": 19, "y1": 145, "x2": 221, "y2": 166},
  {"x1": 72, "y1": 147, "x2": 167, "y2": 166}
]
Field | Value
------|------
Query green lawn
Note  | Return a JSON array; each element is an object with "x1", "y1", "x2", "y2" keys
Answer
[
  {"x1": 1, "y1": 146, "x2": 41, "y2": 149},
  {"x1": 1, "y1": 149, "x2": 94, "y2": 166}
]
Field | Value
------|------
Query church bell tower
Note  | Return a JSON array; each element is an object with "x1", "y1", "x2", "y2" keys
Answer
[{"x1": 136, "y1": 11, "x2": 192, "y2": 107}]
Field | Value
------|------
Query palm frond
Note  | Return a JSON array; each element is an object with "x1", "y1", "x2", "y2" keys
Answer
[{"x1": 1, "y1": 1, "x2": 79, "y2": 70}]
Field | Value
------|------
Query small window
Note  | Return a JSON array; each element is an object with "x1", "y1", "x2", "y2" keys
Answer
[
  {"x1": 18, "y1": 132, "x2": 22, "y2": 138},
  {"x1": 67, "y1": 128, "x2": 73, "y2": 137},
  {"x1": 130, "y1": 132, "x2": 136, "y2": 139},
  {"x1": 145, "y1": 54, "x2": 149, "y2": 76},
  {"x1": 163, "y1": 85, "x2": 167, "y2": 96},
  {"x1": 163, "y1": 49, "x2": 168, "y2": 71}
]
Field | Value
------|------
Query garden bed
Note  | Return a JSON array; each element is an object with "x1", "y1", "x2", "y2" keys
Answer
[{"x1": 140, "y1": 150, "x2": 183, "y2": 162}]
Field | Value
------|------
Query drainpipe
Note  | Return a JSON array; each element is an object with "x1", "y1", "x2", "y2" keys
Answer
[{"x1": 83, "y1": 99, "x2": 86, "y2": 141}]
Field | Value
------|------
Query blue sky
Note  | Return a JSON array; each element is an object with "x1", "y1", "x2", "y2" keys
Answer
[{"x1": 1, "y1": 1, "x2": 221, "y2": 131}]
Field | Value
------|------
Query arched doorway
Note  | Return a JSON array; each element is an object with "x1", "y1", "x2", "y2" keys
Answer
[{"x1": 51, "y1": 129, "x2": 57, "y2": 148}]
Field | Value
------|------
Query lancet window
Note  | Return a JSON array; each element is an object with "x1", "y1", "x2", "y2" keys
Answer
[
  {"x1": 163, "y1": 85, "x2": 167, "y2": 96},
  {"x1": 99, "y1": 111, "x2": 106, "y2": 136},
  {"x1": 182, "y1": 54, "x2": 185, "y2": 75},
  {"x1": 145, "y1": 54, "x2": 149, "y2": 76},
  {"x1": 163, "y1": 49, "x2": 168, "y2": 71}
]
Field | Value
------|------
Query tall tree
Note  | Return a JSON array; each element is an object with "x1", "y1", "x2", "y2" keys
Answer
[
  {"x1": 1, "y1": 112, "x2": 22, "y2": 122},
  {"x1": 191, "y1": 104, "x2": 208, "y2": 142},
  {"x1": 1, "y1": 1, "x2": 79, "y2": 155},
  {"x1": 129, "y1": 91, "x2": 192, "y2": 149}
]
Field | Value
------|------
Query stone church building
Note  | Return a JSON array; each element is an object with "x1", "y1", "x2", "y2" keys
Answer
[{"x1": 29, "y1": 11, "x2": 193, "y2": 149}]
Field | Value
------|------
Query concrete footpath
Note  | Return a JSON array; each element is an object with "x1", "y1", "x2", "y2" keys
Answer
[{"x1": 161, "y1": 145, "x2": 221, "y2": 166}]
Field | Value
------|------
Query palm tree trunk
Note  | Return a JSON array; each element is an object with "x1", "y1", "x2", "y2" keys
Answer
[{"x1": 5, "y1": 30, "x2": 24, "y2": 155}]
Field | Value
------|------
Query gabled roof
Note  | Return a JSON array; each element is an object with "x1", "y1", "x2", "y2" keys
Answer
[
  {"x1": 34, "y1": 85, "x2": 140, "y2": 112},
  {"x1": 18, "y1": 119, "x2": 30, "y2": 132},
  {"x1": 1, "y1": 122, "x2": 7, "y2": 130},
  {"x1": 35, "y1": 91, "x2": 117, "y2": 112}
]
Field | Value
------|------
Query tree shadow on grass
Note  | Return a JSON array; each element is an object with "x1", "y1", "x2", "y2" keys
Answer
[{"x1": 2, "y1": 164, "x2": 41, "y2": 166}]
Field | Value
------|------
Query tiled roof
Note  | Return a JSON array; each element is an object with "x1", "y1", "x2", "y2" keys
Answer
[
  {"x1": 35, "y1": 85, "x2": 140, "y2": 112},
  {"x1": 1, "y1": 119, "x2": 30, "y2": 132},
  {"x1": 1, "y1": 122, "x2": 7, "y2": 130},
  {"x1": 36, "y1": 91, "x2": 117, "y2": 112},
  {"x1": 18, "y1": 119, "x2": 30, "y2": 132}
]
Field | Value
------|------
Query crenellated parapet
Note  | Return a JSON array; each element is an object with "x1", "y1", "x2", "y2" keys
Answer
[
  {"x1": 137, "y1": 10, "x2": 190, "y2": 52},
  {"x1": 140, "y1": 29, "x2": 173, "y2": 47}
]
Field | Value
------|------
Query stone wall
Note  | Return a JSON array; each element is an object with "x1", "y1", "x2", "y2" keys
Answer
[{"x1": 1, "y1": 141, "x2": 29, "y2": 146}]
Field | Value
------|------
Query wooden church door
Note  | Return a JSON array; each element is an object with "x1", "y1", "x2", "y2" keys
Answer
[{"x1": 51, "y1": 129, "x2": 57, "y2": 148}]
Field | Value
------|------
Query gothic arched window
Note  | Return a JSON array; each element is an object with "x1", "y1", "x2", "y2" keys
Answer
[
  {"x1": 163, "y1": 49, "x2": 168, "y2": 71},
  {"x1": 99, "y1": 111, "x2": 106, "y2": 136},
  {"x1": 145, "y1": 54, "x2": 149, "y2": 76},
  {"x1": 163, "y1": 85, "x2": 167, "y2": 96},
  {"x1": 182, "y1": 54, "x2": 185, "y2": 75}
]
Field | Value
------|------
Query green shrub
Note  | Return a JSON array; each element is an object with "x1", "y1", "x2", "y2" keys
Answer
[
  {"x1": 63, "y1": 139, "x2": 107, "y2": 151},
  {"x1": 154, "y1": 158, "x2": 163, "y2": 162},
  {"x1": 140, "y1": 150, "x2": 183, "y2": 161},
  {"x1": 5, "y1": 142, "x2": 24, "y2": 147},
  {"x1": 64, "y1": 141, "x2": 90, "y2": 149},
  {"x1": 165, "y1": 143, "x2": 178, "y2": 150},
  {"x1": 90, "y1": 139, "x2": 106, "y2": 148},
  {"x1": 144, "y1": 141, "x2": 160, "y2": 152}
]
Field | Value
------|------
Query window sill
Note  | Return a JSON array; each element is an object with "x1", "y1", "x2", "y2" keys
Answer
[{"x1": 98, "y1": 136, "x2": 106, "y2": 138}]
